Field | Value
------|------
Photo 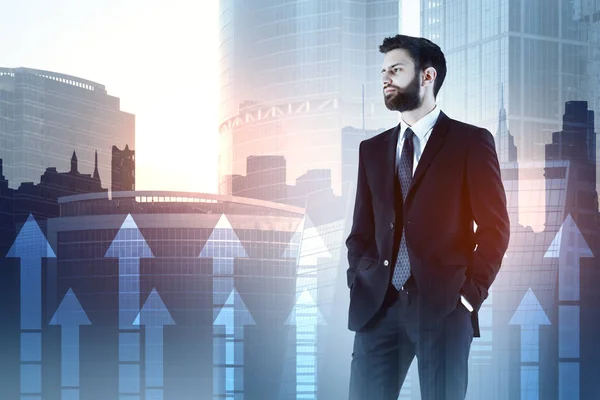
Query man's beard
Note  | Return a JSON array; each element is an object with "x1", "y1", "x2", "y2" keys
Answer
[{"x1": 383, "y1": 73, "x2": 422, "y2": 112}]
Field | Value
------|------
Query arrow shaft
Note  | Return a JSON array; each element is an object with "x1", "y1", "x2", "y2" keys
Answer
[
  {"x1": 559, "y1": 362, "x2": 579, "y2": 400},
  {"x1": 213, "y1": 328, "x2": 239, "y2": 399},
  {"x1": 145, "y1": 326, "x2": 165, "y2": 388},
  {"x1": 62, "y1": 388, "x2": 80, "y2": 400},
  {"x1": 118, "y1": 257, "x2": 141, "y2": 397},
  {"x1": 292, "y1": 261, "x2": 319, "y2": 399},
  {"x1": 119, "y1": 330, "x2": 140, "y2": 397},
  {"x1": 119, "y1": 258, "x2": 141, "y2": 328},
  {"x1": 213, "y1": 259, "x2": 235, "y2": 400},
  {"x1": 213, "y1": 311, "x2": 248, "y2": 399},
  {"x1": 227, "y1": 333, "x2": 243, "y2": 396},
  {"x1": 213, "y1": 330, "x2": 245, "y2": 399},
  {"x1": 559, "y1": 304, "x2": 580, "y2": 399},
  {"x1": 558, "y1": 257, "x2": 580, "y2": 302},
  {"x1": 20, "y1": 332, "x2": 42, "y2": 397},
  {"x1": 520, "y1": 325, "x2": 540, "y2": 363},
  {"x1": 293, "y1": 267, "x2": 319, "y2": 398},
  {"x1": 21, "y1": 257, "x2": 42, "y2": 330},
  {"x1": 61, "y1": 326, "x2": 81, "y2": 388},
  {"x1": 296, "y1": 302, "x2": 318, "y2": 398},
  {"x1": 19, "y1": 257, "x2": 43, "y2": 397},
  {"x1": 559, "y1": 305, "x2": 579, "y2": 358},
  {"x1": 213, "y1": 259, "x2": 235, "y2": 321},
  {"x1": 521, "y1": 365, "x2": 539, "y2": 400}
]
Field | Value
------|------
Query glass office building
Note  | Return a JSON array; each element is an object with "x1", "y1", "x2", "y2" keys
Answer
[
  {"x1": 0, "y1": 67, "x2": 134, "y2": 191},
  {"x1": 218, "y1": 0, "x2": 402, "y2": 197},
  {"x1": 493, "y1": 100, "x2": 599, "y2": 399},
  {"x1": 420, "y1": 0, "x2": 600, "y2": 168}
]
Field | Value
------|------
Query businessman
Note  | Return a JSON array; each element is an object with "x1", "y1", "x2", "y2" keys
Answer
[{"x1": 346, "y1": 34, "x2": 510, "y2": 400}]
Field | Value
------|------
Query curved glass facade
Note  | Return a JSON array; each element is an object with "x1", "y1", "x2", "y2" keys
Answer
[{"x1": 42, "y1": 191, "x2": 314, "y2": 399}]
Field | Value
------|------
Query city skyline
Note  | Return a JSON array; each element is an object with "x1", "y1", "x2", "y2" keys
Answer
[
  {"x1": 0, "y1": 0, "x2": 420, "y2": 194},
  {"x1": 0, "y1": 0, "x2": 219, "y2": 193},
  {"x1": 1, "y1": 2, "x2": 600, "y2": 399}
]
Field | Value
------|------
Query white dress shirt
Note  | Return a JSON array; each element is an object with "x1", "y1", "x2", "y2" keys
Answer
[
  {"x1": 396, "y1": 105, "x2": 474, "y2": 313},
  {"x1": 395, "y1": 105, "x2": 441, "y2": 173}
]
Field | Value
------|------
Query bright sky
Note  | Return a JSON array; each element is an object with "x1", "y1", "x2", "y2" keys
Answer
[
  {"x1": 401, "y1": 0, "x2": 421, "y2": 36},
  {"x1": 0, "y1": 0, "x2": 219, "y2": 193}
]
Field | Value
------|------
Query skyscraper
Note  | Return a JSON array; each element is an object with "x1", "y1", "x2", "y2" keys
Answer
[
  {"x1": 218, "y1": 0, "x2": 401, "y2": 198},
  {"x1": 420, "y1": 0, "x2": 600, "y2": 169},
  {"x1": 0, "y1": 67, "x2": 135, "y2": 191}
]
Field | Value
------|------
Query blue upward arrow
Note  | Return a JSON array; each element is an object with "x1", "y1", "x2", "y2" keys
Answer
[
  {"x1": 49, "y1": 288, "x2": 91, "y2": 399},
  {"x1": 199, "y1": 214, "x2": 248, "y2": 321},
  {"x1": 280, "y1": 215, "x2": 330, "y2": 400},
  {"x1": 199, "y1": 214, "x2": 248, "y2": 260},
  {"x1": 214, "y1": 288, "x2": 256, "y2": 332},
  {"x1": 213, "y1": 288, "x2": 255, "y2": 400},
  {"x1": 134, "y1": 288, "x2": 174, "y2": 399},
  {"x1": 543, "y1": 214, "x2": 592, "y2": 400},
  {"x1": 285, "y1": 289, "x2": 326, "y2": 399},
  {"x1": 7, "y1": 214, "x2": 56, "y2": 398},
  {"x1": 509, "y1": 288, "x2": 551, "y2": 400},
  {"x1": 7, "y1": 213, "x2": 56, "y2": 329},
  {"x1": 544, "y1": 214, "x2": 594, "y2": 301},
  {"x1": 105, "y1": 214, "x2": 153, "y2": 398},
  {"x1": 509, "y1": 288, "x2": 551, "y2": 362},
  {"x1": 104, "y1": 213, "x2": 154, "y2": 328}
]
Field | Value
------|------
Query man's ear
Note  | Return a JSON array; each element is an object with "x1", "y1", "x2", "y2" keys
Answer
[{"x1": 423, "y1": 67, "x2": 437, "y2": 86}]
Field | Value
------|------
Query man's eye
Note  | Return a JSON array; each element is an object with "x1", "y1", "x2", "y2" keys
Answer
[{"x1": 393, "y1": 68, "x2": 401, "y2": 72}]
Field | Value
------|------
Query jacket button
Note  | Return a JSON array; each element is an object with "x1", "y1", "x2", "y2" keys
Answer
[
  {"x1": 383, "y1": 260, "x2": 389, "y2": 266},
  {"x1": 389, "y1": 222, "x2": 394, "y2": 229}
]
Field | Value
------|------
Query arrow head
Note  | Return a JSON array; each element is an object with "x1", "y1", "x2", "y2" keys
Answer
[
  {"x1": 544, "y1": 214, "x2": 593, "y2": 259},
  {"x1": 133, "y1": 288, "x2": 175, "y2": 327},
  {"x1": 214, "y1": 288, "x2": 255, "y2": 327},
  {"x1": 104, "y1": 214, "x2": 154, "y2": 258},
  {"x1": 7, "y1": 214, "x2": 56, "y2": 259},
  {"x1": 199, "y1": 214, "x2": 248, "y2": 258},
  {"x1": 282, "y1": 215, "x2": 332, "y2": 265},
  {"x1": 49, "y1": 288, "x2": 91, "y2": 326},
  {"x1": 285, "y1": 289, "x2": 326, "y2": 326},
  {"x1": 509, "y1": 288, "x2": 551, "y2": 327}
]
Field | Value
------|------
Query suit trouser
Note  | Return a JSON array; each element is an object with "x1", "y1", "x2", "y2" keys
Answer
[{"x1": 349, "y1": 284, "x2": 474, "y2": 400}]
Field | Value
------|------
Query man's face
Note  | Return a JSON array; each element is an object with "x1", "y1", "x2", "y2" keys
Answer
[{"x1": 381, "y1": 48, "x2": 423, "y2": 112}]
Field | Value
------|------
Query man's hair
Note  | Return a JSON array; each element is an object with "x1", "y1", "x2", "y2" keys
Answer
[{"x1": 379, "y1": 34, "x2": 447, "y2": 98}]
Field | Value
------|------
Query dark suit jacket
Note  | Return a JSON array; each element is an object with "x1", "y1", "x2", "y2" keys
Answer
[{"x1": 345, "y1": 111, "x2": 510, "y2": 337}]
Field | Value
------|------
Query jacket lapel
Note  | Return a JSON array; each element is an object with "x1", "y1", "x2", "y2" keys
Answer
[
  {"x1": 407, "y1": 111, "x2": 450, "y2": 200},
  {"x1": 382, "y1": 123, "x2": 400, "y2": 212}
]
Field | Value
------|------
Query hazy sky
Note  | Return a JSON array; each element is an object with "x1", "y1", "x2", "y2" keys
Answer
[
  {"x1": 0, "y1": 0, "x2": 418, "y2": 194},
  {"x1": 0, "y1": 0, "x2": 219, "y2": 192}
]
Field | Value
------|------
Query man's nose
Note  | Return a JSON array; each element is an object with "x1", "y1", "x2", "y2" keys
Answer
[{"x1": 382, "y1": 74, "x2": 392, "y2": 86}]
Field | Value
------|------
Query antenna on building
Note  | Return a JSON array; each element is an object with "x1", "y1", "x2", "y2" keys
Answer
[{"x1": 93, "y1": 150, "x2": 100, "y2": 180}]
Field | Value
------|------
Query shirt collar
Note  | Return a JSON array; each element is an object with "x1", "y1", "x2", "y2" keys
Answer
[{"x1": 399, "y1": 105, "x2": 441, "y2": 141}]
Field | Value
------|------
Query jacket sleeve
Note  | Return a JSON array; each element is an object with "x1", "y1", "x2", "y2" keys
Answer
[
  {"x1": 461, "y1": 128, "x2": 510, "y2": 311},
  {"x1": 345, "y1": 141, "x2": 375, "y2": 288}
]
